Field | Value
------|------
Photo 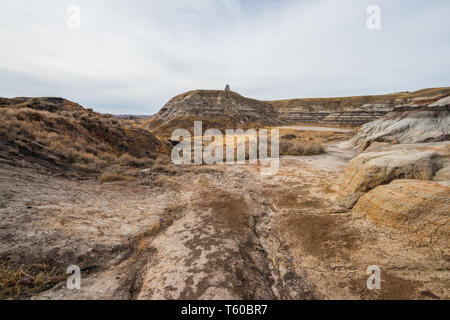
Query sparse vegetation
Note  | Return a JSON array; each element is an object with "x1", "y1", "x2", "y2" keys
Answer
[
  {"x1": 280, "y1": 140, "x2": 325, "y2": 156},
  {"x1": 0, "y1": 97, "x2": 168, "y2": 173},
  {"x1": 0, "y1": 263, "x2": 65, "y2": 299},
  {"x1": 137, "y1": 222, "x2": 162, "y2": 250},
  {"x1": 279, "y1": 130, "x2": 326, "y2": 156}
]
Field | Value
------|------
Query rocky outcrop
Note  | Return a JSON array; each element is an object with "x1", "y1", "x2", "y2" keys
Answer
[
  {"x1": 269, "y1": 87, "x2": 450, "y2": 127},
  {"x1": 338, "y1": 142, "x2": 449, "y2": 208},
  {"x1": 337, "y1": 92, "x2": 450, "y2": 268},
  {"x1": 353, "y1": 179, "x2": 450, "y2": 247},
  {"x1": 434, "y1": 166, "x2": 450, "y2": 187},
  {"x1": 352, "y1": 97, "x2": 450, "y2": 150},
  {"x1": 338, "y1": 92, "x2": 450, "y2": 208}
]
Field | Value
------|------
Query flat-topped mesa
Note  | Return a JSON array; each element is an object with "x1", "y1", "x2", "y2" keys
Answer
[
  {"x1": 268, "y1": 87, "x2": 450, "y2": 127},
  {"x1": 149, "y1": 89, "x2": 283, "y2": 133}
]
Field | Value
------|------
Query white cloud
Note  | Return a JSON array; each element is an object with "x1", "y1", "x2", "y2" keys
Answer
[{"x1": 0, "y1": 0, "x2": 449, "y2": 114}]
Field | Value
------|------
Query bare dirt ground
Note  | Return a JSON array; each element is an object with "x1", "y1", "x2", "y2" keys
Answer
[{"x1": 0, "y1": 130, "x2": 448, "y2": 300}]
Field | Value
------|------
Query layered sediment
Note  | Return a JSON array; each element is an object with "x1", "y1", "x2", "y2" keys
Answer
[
  {"x1": 149, "y1": 90, "x2": 283, "y2": 134},
  {"x1": 269, "y1": 87, "x2": 450, "y2": 126},
  {"x1": 150, "y1": 88, "x2": 450, "y2": 131}
]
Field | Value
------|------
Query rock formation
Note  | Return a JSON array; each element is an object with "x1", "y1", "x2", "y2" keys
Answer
[
  {"x1": 339, "y1": 95, "x2": 450, "y2": 207},
  {"x1": 352, "y1": 97, "x2": 450, "y2": 150},
  {"x1": 353, "y1": 179, "x2": 450, "y2": 248},
  {"x1": 268, "y1": 87, "x2": 450, "y2": 127},
  {"x1": 149, "y1": 90, "x2": 283, "y2": 134},
  {"x1": 339, "y1": 142, "x2": 449, "y2": 208},
  {"x1": 336, "y1": 93, "x2": 450, "y2": 267},
  {"x1": 333, "y1": 93, "x2": 450, "y2": 288}
]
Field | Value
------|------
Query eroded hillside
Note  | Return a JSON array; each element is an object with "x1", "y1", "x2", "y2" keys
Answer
[
  {"x1": 0, "y1": 97, "x2": 169, "y2": 172},
  {"x1": 269, "y1": 87, "x2": 450, "y2": 126},
  {"x1": 149, "y1": 90, "x2": 283, "y2": 137}
]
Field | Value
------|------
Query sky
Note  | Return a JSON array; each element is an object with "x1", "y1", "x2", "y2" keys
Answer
[{"x1": 0, "y1": 0, "x2": 449, "y2": 114}]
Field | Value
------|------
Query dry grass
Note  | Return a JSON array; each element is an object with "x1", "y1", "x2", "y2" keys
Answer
[
  {"x1": 135, "y1": 202, "x2": 186, "y2": 251},
  {"x1": 0, "y1": 263, "x2": 65, "y2": 299},
  {"x1": 168, "y1": 128, "x2": 339, "y2": 163},
  {"x1": 137, "y1": 222, "x2": 162, "y2": 251},
  {"x1": 0, "y1": 98, "x2": 168, "y2": 173},
  {"x1": 280, "y1": 140, "x2": 324, "y2": 156}
]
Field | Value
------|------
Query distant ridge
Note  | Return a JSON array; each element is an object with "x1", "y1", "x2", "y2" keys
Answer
[
  {"x1": 148, "y1": 87, "x2": 450, "y2": 133},
  {"x1": 268, "y1": 87, "x2": 450, "y2": 125}
]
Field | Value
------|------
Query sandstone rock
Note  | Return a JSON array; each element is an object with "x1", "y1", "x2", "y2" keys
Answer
[
  {"x1": 352, "y1": 179, "x2": 450, "y2": 247},
  {"x1": 338, "y1": 142, "x2": 449, "y2": 208},
  {"x1": 433, "y1": 165, "x2": 450, "y2": 187}
]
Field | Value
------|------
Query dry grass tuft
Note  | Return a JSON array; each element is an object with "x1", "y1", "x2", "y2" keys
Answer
[
  {"x1": 0, "y1": 263, "x2": 65, "y2": 299},
  {"x1": 280, "y1": 140, "x2": 325, "y2": 156},
  {"x1": 136, "y1": 222, "x2": 162, "y2": 251}
]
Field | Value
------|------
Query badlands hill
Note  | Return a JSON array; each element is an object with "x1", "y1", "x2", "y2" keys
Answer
[
  {"x1": 148, "y1": 87, "x2": 450, "y2": 135},
  {"x1": 269, "y1": 87, "x2": 450, "y2": 126},
  {"x1": 352, "y1": 96, "x2": 450, "y2": 149},
  {"x1": 148, "y1": 90, "x2": 283, "y2": 135},
  {"x1": 0, "y1": 97, "x2": 169, "y2": 172}
]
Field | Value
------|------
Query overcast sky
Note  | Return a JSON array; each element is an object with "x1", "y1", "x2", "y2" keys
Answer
[{"x1": 0, "y1": 0, "x2": 449, "y2": 114}]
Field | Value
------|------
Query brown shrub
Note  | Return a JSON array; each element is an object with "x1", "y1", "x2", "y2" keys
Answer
[
  {"x1": 118, "y1": 153, "x2": 154, "y2": 167},
  {"x1": 280, "y1": 140, "x2": 324, "y2": 156}
]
